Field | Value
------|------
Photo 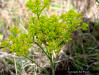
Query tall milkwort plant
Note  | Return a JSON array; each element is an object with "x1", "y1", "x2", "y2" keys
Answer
[{"x1": 1, "y1": 0, "x2": 88, "y2": 75}]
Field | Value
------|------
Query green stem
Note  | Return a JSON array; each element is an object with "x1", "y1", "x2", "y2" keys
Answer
[
  {"x1": 51, "y1": 63, "x2": 55, "y2": 75},
  {"x1": 34, "y1": 42, "x2": 51, "y2": 60},
  {"x1": 35, "y1": 42, "x2": 55, "y2": 75},
  {"x1": 37, "y1": 14, "x2": 39, "y2": 19},
  {"x1": 50, "y1": 58, "x2": 55, "y2": 75}
]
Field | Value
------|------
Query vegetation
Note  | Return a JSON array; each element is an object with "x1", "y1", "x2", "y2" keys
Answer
[
  {"x1": 1, "y1": 0, "x2": 89, "y2": 75},
  {"x1": 0, "y1": 0, "x2": 99, "y2": 75}
]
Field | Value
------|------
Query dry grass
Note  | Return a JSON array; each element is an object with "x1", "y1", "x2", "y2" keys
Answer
[{"x1": 0, "y1": 0, "x2": 99, "y2": 75}]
